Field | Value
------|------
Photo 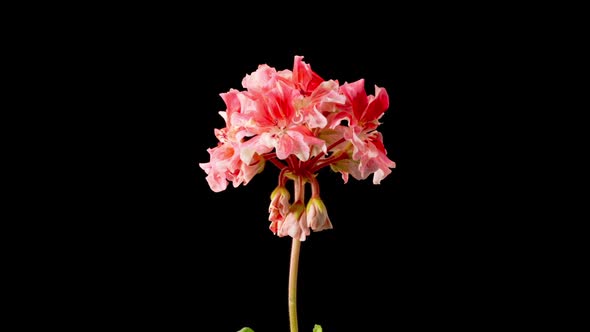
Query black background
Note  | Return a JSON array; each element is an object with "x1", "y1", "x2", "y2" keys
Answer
[
  {"x1": 140, "y1": 38, "x2": 485, "y2": 331},
  {"x1": 32, "y1": 7, "x2": 533, "y2": 332}
]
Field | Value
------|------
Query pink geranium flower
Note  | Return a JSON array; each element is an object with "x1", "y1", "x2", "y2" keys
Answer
[
  {"x1": 331, "y1": 79, "x2": 396, "y2": 184},
  {"x1": 200, "y1": 55, "x2": 397, "y2": 332},
  {"x1": 200, "y1": 55, "x2": 396, "y2": 238}
]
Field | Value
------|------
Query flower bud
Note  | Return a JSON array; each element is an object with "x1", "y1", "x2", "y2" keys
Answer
[
  {"x1": 269, "y1": 186, "x2": 291, "y2": 216},
  {"x1": 279, "y1": 202, "x2": 309, "y2": 241},
  {"x1": 306, "y1": 197, "x2": 333, "y2": 232}
]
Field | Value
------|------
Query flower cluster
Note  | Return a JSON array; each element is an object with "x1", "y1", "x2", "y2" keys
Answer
[{"x1": 200, "y1": 56, "x2": 396, "y2": 240}]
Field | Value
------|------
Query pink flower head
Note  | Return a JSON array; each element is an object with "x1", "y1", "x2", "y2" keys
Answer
[{"x1": 201, "y1": 55, "x2": 396, "y2": 240}]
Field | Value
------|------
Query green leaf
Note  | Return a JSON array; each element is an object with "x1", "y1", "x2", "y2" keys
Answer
[
  {"x1": 237, "y1": 328, "x2": 254, "y2": 332},
  {"x1": 313, "y1": 324, "x2": 323, "y2": 332}
]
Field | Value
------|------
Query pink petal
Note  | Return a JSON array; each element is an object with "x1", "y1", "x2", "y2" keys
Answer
[
  {"x1": 241, "y1": 64, "x2": 278, "y2": 92},
  {"x1": 362, "y1": 85, "x2": 389, "y2": 123},
  {"x1": 293, "y1": 55, "x2": 323, "y2": 94},
  {"x1": 340, "y1": 79, "x2": 368, "y2": 123}
]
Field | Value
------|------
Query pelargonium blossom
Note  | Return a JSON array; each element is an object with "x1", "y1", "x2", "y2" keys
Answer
[{"x1": 200, "y1": 55, "x2": 396, "y2": 241}]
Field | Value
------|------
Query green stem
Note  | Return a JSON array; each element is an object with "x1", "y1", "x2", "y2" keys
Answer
[{"x1": 289, "y1": 237, "x2": 301, "y2": 332}]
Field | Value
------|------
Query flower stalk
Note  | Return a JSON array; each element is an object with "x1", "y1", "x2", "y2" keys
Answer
[
  {"x1": 289, "y1": 237, "x2": 301, "y2": 332},
  {"x1": 287, "y1": 174, "x2": 306, "y2": 331}
]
